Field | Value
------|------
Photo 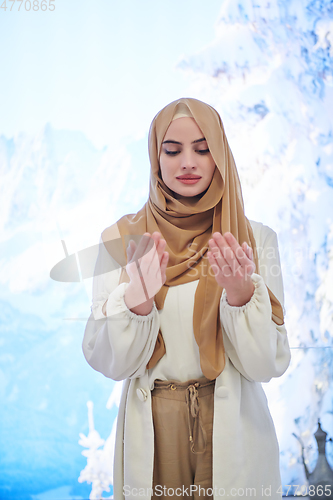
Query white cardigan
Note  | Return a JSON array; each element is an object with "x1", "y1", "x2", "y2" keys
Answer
[{"x1": 82, "y1": 220, "x2": 291, "y2": 500}]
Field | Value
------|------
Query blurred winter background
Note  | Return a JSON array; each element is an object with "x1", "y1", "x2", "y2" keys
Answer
[{"x1": 0, "y1": 0, "x2": 332, "y2": 498}]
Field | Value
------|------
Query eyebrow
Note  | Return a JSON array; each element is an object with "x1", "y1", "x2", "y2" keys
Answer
[{"x1": 162, "y1": 137, "x2": 207, "y2": 145}]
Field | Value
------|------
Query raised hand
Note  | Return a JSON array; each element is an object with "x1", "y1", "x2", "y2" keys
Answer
[
  {"x1": 124, "y1": 232, "x2": 169, "y2": 315},
  {"x1": 207, "y1": 232, "x2": 256, "y2": 307}
]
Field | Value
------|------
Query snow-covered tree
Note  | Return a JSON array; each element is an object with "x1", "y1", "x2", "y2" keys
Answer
[
  {"x1": 78, "y1": 382, "x2": 123, "y2": 499},
  {"x1": 178, "y1": 0, "x2": 333, "y2": 490}
]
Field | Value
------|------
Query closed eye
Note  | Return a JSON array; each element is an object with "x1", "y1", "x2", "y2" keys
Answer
[
  {"x1": 163, "y1": 148, "x2": 210, "y2": 156},
  {"x1": 164, "y1": 150, "x2": 180, "y2": 156}
]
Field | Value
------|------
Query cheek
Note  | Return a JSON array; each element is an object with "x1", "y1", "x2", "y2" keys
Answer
[
  {"x1": 159, "y1": 156, "x2": 173, "y2": 179},
  {"x1": 209, "y1": 155, "x2": 217, "y2": 179},
  {"x1": 206, "y1": 157, "x2": 216, "y2": 179}
]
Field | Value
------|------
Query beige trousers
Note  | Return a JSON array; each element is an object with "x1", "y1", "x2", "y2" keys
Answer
[{"x1": 151, "y1": 377, "x2": 215, "y2": 500}]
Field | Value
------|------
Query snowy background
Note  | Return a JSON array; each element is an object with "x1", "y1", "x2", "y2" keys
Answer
[{"x1": 0, "y1": 0, "x2": 332, "y2": 498}]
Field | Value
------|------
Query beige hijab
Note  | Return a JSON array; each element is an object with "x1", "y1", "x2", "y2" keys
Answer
[{"x1": 102, "y1": 97, "x2": 284, "y2": 380}]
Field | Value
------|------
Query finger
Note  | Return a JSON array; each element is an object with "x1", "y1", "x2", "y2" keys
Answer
[
  {"x1": 130, "y1": 234, "x2": 147, "y2": 263},
  {"x1": 126, "y1": 240, "x2": 136, "y2": 262},
  {"x1": 160, "y1": 252, "x2": 169, "y2": 282},
  {"x1": 147, "y1": 233, "x2": 166, "y2": 270},
  {"x1": 221, "y1": 232, "x2": 252, "y2": 269},
  {"x1": 210, "y1": 233, "x2": 237, "y2": 273},
  {"x1": 151, "y1": 253, "x2": 169, "y2": 295},
  {"x1": 134, "y1": 233, "x2": 162, "y2": 264},
  {"x1": 146, "y1": 233, "x2": 162, "y2": 272},
  {"x1": 153, "y1": 245, "x2": 168, "y2": 281},
  {"x1": 138, "y1": 234, "x2": 162, "y2": 291},
  {"x1": 154, "y1": 234, "x2": 166, "y2": 255},
  {"x1": 133, "y1": 232, "x2": 155, "y2": 264},
  {"x1": 242, "y1": 242, "x2": 253, "y2": 261},
  {"x1": 207, "y1": 245, "x2": 233, "y2": 278},
  {"x1": 241, "y1": 242, "x2": 249, "y2": 259},
  {"x1": 209, "y1": 235, "x2": 236, "y2": 276},
  {"x1": 157, "y1": 239, "x2": 167, "y2": 264},
  {"x1": 216, "y1": 233, "x2": 242, "y2": 271},
  {"x1": 130, "y1": 234, "x2": 152, "y2": 281},
  {"x1": 126, "y1": 258, "x2": 143, "y2": 283},
  {"x1": 124, "y1": 261, "x2": 149, "y2": 307},
  {"x1": 143, "y1": 251, "x2": 165, "y2": 299},
  {"x1": 147, "y1": 232, "x2": 162, "y2": 260},
  {"x1": 207, "y1": 251, "x2": 220, "y2": 277},
  {"x1": 241, "y1": 243, "x2": 256, "y2": 278}
]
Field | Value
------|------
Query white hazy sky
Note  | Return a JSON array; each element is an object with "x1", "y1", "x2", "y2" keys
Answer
[{"x1": 0, "y1": 0, "x2": 222, "y2": 149}]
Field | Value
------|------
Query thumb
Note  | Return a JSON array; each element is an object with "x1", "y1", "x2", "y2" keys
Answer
[
  {"x1": 126, "y1": 240, "x2": 136, "y2": 262},
  {"x1": 243, "y1": 242, "x2": 253, "y2": 261}
]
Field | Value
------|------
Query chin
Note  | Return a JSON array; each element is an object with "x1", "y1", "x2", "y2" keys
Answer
[
  {"x1": 174, "y1": 188, "x2": 197, "y2": 196},
  {"x1": 173, "y1": 189, "x2": 207, "y2": 200}
]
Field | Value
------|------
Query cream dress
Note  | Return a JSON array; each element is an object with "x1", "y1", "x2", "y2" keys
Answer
[{"x1": 82, "y1": 219, "x2": 291, "y2": 500}]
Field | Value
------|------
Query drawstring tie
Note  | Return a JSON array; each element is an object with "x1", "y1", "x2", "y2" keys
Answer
[{"x1": 185, "y1": 383, "x2": 207, "y2": 455}]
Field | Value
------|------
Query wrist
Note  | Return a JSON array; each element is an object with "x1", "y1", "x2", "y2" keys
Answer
[
  {"x1": 225, "y1": 280, "x2": 255, "y2": 307},
  {"x1": 124, "y1": 282, "x2": 154, "y2": 315}
]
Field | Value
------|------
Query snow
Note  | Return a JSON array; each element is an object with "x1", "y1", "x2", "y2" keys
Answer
[
  {"x1": 176, "y1": 0, "x2": 333, "y2": 493},
  {"x1": 0, "y1": 124, "x2": 148, "y2": 499},
  {"x1": 77, "y1": 3, "x2": 333, "y2": 495},
  {"x1": 1, "y1": 0, "x2": 333, "y2": 498}
]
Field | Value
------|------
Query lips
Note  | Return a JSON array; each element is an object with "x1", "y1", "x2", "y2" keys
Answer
[
  {"x1": 176, "y1": 175, "x2": 202, "y2": 179},
  {"x1": 176, "y1": 175, "x2": 202, "y2": 185}
]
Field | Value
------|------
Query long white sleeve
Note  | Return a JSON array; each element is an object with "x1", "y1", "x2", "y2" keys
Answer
[
  {"x1": 82, "y1": 236, "x2": 161, "y2": 381},
  {"x1": 220, "y1": 224, "x2": 291, "y2": 383}
]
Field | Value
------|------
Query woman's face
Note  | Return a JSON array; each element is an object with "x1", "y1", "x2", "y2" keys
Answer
[{"x1": 159, "y1": 117, "x2": 216, "y2": 199}]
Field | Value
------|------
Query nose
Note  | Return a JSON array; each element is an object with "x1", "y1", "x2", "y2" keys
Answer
[{"x1": 181, "y1": 149, "x2": 197, "y2": 170}]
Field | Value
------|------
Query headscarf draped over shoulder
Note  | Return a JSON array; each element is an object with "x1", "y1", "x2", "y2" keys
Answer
[{"x1": 102, "y1": 97, "x2": 284, "y2": 380}]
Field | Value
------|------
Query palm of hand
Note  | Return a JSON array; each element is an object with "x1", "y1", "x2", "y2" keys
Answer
[
  {"x1": 207, "y1": 232, "x2": 256, "y2": 306},
  {"x1": 126, "y1": 232, "x2": 169, "y2": 301}
]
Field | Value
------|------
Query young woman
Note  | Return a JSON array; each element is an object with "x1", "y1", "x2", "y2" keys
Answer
[{"x1": 82, "y1": 97, "x2": 291, "y2": 500}]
